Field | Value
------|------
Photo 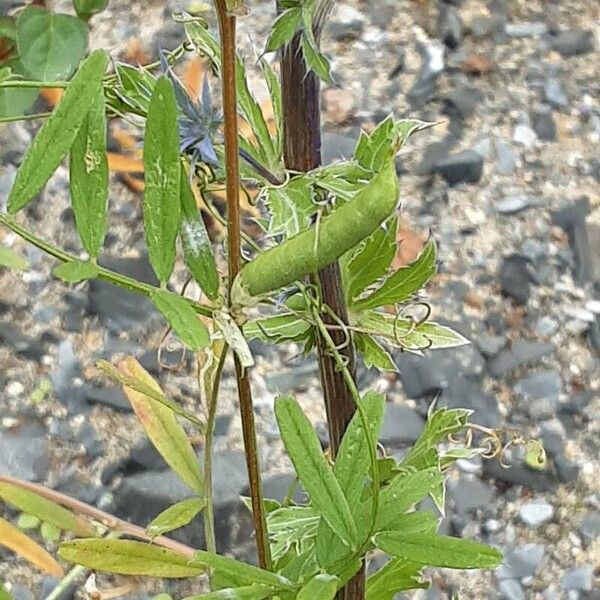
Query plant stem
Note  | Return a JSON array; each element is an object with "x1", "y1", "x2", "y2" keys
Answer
[
  {"x1": 0, "y1": 80, "x2": 68, "y2": 89},
  {"x1": 0, "y1": 214, "x2": 213, "y2": 318},
  {"x1": 44, "y1": 564, "x2": 88, "y2": 600},
  {"x1": 0, "y1": 476, "x2": 196, "y2": 558},
  {"x1": 202, "y1": 342, "x2": 228, "y2": 571},
  {"x1": 214, "y1": 0, "x2": 272, "y2": 571},
  {"x1": 278, "y1": 7, "x2": 365, "y2": 598},
  {"x1": 0, "y1": 112, "x2": 52, "y2": 123}
]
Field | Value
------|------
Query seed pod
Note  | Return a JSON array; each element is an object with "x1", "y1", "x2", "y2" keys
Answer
[{"x1": 232, "y1": 159, "x2": 398, "y2": 306}]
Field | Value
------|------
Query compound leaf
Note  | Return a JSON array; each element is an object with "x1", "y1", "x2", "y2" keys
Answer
[{"x1": 366, "y1": 558, "x2": 426, "y2": 600}]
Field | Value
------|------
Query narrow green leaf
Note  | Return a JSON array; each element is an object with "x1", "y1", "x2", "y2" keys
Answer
[
  {"x1": 7, "y1": 50, "x2": 109, "y2": 214},
  {"x1": 17, "y1": 6, "x2": 88, "y2": 80},
  {"x1": 183, "y1": 584, "x2": 276, "y2": 599},
  {"x1": 213, "y1": 310, "x2": 254, "y2": 369},
  {"x1": 301, "y1": 34, "x2": 331, "y2": 82},
  {"x1": 0, "y1": 246, "x2": 29, "y2": 271},
  {"x1": 373, "y1": 532, "x2": 503, "y2": 569},
  {"x1": 265, "y1": 7, "x2": 302, "y2": 53},
  {"x1": 146, "y1": 498, "x2": 205, "y2": 539},
  {"x1": 297, "y1": 574, "x2": 339, "y2": 600},
  {"x1": 53, "y1": 261, "x2": 99, "y2": 283},
  {"x1": 59, "y1": 539, "x2": 205, "y2": 578},
  {"x1": 0, "y1": 483, "x2": 96, "y2": 537},
  {"x1": 275, "y1": 396, "x2": 358, "y2": 550},
  {"x1": 259, "y1": 58, "x2": 282, "y2": 157},
  {"x1": 354, "y1": 333, "x2": 397, "y2": 372},
  {"x1": 243, "y1": 314, "x2": 312, "y2": 345},
  {"x1": 69, "y1": 87, "x2": 108, "y2": 258},
  {"x1": 179, "y1": 172, "x2": 220, "y2": 301},
  {"x1": 354, "y1": 239, "x2": 437, "y2": 311},
  {"x1": 118, "y1": 357, "x2": 204, "y2": 494},
  {"x1": 342, "y1": 216, "x2": 397, "y2": 306},
  {"x1": 190, "y1": 550, "x2": 295, "y2": 590},
  {"x1": 358, "y1": 311, "x2": 469, "y2": 352},
  {"x1": 366, "y1": 558, "x2": 426, "y2": 600},
  {"x1": 143, "y1": 76, "x2": 181, "y2": 284},
  {"x1": 150, "y1": 289, "x2": 210, "y2": 351}
]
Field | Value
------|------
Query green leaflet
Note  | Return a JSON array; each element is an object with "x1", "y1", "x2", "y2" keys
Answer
[
  {"x1": 179, "y1": 172, "x2": 220, "y2": 301},
  {"x1": 372, "y1": 532, "x2": 502, "y2": 569},
  {"x1": 40, "y1": 522, "x2": 60, "y2": 543},
  {"x1": 275, "y1": 396, "x2": 359, "y2": 551},
  {"x1": 316, "y1": 392, "x2": 385, "y2": 568},
  {"x1": 262, "y1": 175, "x2": 315, "y2": 237},
  {"x1": 59, "y1": 539, "x2": 205, "y2": 578},
  {"x1": 183, "y1": 585, "x2": 276, "y2": 600},
  {"x1": 150, "y1": 289, "x2": 210, "y2": 351},
  {"x1": 0, "y1": 483, "x2": 96, "y2": 537},
  {"x1": 146, "y1": 498, "x2": 205, "y2": 539},
  {"x1": 297, "y1": 574, "x2": 339, "y2": 600},
  {"x1": 341, "y1": 216, "x2": 397, "y2": 306},
  {"x1": 190, "y1": 550, "x2": 295, "y2": 590},
  {"x1": 243, "y1": 314, "x2": 312, "y2": 345},
  {"x1": 265, "y1": 7, "x2": 302, "y2": 53},
  {"x1": 143, "y1": 76, "x2": 181, "y2": 284},
  {"x1": 0, "y1": 246, "x2": 29, "y2": 271},
  {"x1": 354, "y1": 333, "x2": 397, "y2": 372},
  {"x1": 366, "y1": 558, "x2": 427, "y2": 600},
  {"x1": 232, "y1": 159, "x2": 399, "y2": 305},
  {"x1": 357, "y1": 311, "x2": 469, "y2": 352},
  {"x1": 17, "y1": 6, "x2": 88, "y2": 81},
  {"x1": 118, "y1": 357, "x2": 204, "y2": 495},
  {"x1": 268, "y1": 506, "x2": 320, "y2": 561},
  {"x1": 7, "y1": 50, "x2": 109, "y2": 214},
  {"x1": 111, "y1": 63, "x2": 156, "y2": 117},
  {"x1": 69, "y1": 87, "x2": 108, "y2": 258},
  {"x1": 53, "y1": 261, "x2": 99, "y2": 283},
  {"x1": 353, "y1": 239, "x2": 437, "y2": 311},
  {"x1": 73, "y1": 0, "x2": 109, "y2": 20}
]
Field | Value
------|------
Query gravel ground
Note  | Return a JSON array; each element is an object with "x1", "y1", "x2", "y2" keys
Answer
[{"x1": 1, "y1": 0, "x2": 599, "y2": 599}]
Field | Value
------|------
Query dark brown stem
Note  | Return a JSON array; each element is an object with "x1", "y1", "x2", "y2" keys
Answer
[
  {"x1": 279, "y1": 27, "x2": 365, "y2": 600},
  {"x1": 0, "y1": 476, "x2": 196, "y2": 558},
  {"x1": 214, "y1": 0, "x2": 272, "y2": 571}
]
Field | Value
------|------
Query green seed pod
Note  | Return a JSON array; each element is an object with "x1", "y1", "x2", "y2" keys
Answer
[{"x1": 232, "y1": 159, "x2": 399, "y2": 306}]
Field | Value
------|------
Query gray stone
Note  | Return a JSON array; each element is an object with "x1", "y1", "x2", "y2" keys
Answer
[
  {"x1": 519, "y1": 500, "x2": 554, "y2": 528},
  {"x1": 505, "y1": 22, "x2": 548, "y2": 37},
  {"x1": 499, "y1": 579, "x2": 525, "y2": 600},
  {"x1": 532, "y1": 105, "x2": 557, "y2": 141},
  {"x1": 407, "y1": 43, "x2": 444, "y2": 109},
  {"x1": 0, "y1": 164, "x2": 16, "y2": 212},
  {"x1": 495, "y1": 139, "x2": 517, "y2": 175},
  {"x1": 514, "y1": 370, "x2": 562, "y2": 419},
  {"x1": 379, "y1": 403, "x2": 425, "y2": 445},
  {"x1": 513, "y1": 124, "x2": 537, "y2": 149},
  {"x1": 550, "y1": 30, "x2": 594, "y2": 57},
  {"x1": 434, "y1": 150, "x2": 484, "y2": 185},
  {"x1": 494, "y1": 194, "x2": 531, "y2": 215},
  {"x1": 322, "y1": 130, "x2": 360, "y2": 164},
  {"x1": 0, "y1": 324, "x2": 46, "y2": 362},
  {"x1": 534, "y1": 316, "x2": 559, "y2": 337},
  {"x1": 477, "y1": 334, "x2": 506, "y2": 358},
  {"x1": 439, "y1": 5, "x2": 463, "y2": 48},
  {"x1": 443, "y1": 85, "x2": 482, "y2": 121},
  {"x1": 328, "y1": 5, "x2": 364, "y2": 41},
  {"x1": 580, "y1": 512, "x2": 600, "y2": 541},
  {"x1": 82, "y1": 385, "x2": 131, "y2": 412},
  {"x1": 544, "y1": 78, "x2": 568, "y2": 109},
  {"x1": 447, "y1": 477, "x2": 494, "y2": 514},
  {"x1": 561, "y1": 565, "x2": 593, "y2": 591},
  {"x1": 0, "y1": 424, "x2": 50, "y2": 481},
  {"x1": 497, "y1": 544, "x2": 545, "y2": 579},
  {"x1": 499, "y1": 254, "x2": 534, "y2": 305},
  {"x1": 442, "y1": 376, "x2": 502, "y2": 427},
  {"x1": 487, "y1": 340, "x2": 554, "y2": 378},
  {"x1": 484, "y1": 458, "x2": 557, "y2": 491}
]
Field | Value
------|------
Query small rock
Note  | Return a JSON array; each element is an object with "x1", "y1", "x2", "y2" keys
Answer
[
  {"x1": 495, "y1": 139, "x2": 517, "y2": 175},
  {"x1": 82, "y1": 385, "x2": 131, "y2": 412},
  {"x1": 434, "y1": 150, "x2": 484, "y2": 185},
  {"x1": 447, "y1": 477, "x2": 494, "y2": 514},
  {"x1": 505, "y1": 22, "x2": 548, "y2": 37},
  {"x1": 580, "y1": 512, "x2": 600, "y2": 541},
  {"x1": 487, "y1": 339, "x2": 554, "y2": 378},
  {"x1": 484, "y1": 458, "x2": 557, "y2": 491},
  {"x1": 379, "y1": 404, "x2": 425, "y2": 445},
  {"x1": 443, "y1": 85, "x2": 482, "y2": 121},
  {"x1": 494, "y1": 194, "x2": 530, "y2": 215},
  {"x1": 499, "y1": 579, "x2": 525, "y2": 600},
  {"x1": 407, "y1": 43, "x2": 444, "y2": 109},
  {"x1": 0, "y1": 324, "x2": 46, "y2": 362},
  {"x1": 322, "y1": 130, "x2": 360, "y2": 164},
  {"x1": 439, "y1": 5, "x2": 463, "y2": 48},
  {"x1": 519, "y1": 500, "x2": 554, "y2": 528},
  {"x1": 0, "y1": 424, "x2": 50, "y2": 481},
  {"x1": 532, "y1": 105, "x2": 557, "y2": 141},
  {"x1": 550, "y1": 30, "x2": 594, "y2": 57},
  {"x1": 477, "y1": 334, "x2": 506, "y2": 358},
  {"x1": 328, "y1": 5, "x2": 364, "y2": 41},
  {"x1": 534, "y1": 316, "x2": 559, "y2": 336},
  {"x1": 323, "y1": 88, "x2": 356, "y2": 124},
  {"x1": 497, "y1": 544, "x2": 545, "y2": 579},
  {"x1": 561, "y1": 565, "x2": 593, "y2": 591},
  {"x1": 514, "y1": 370, "x2": 562, "y2": 419},
  {"x1": 498, "y1": 254, "x2": 533, "y2": 305},
  {"x1": 544, "y1": 77, "x2": 568, "y2": 109},
  {"x1": 513, "y1": 124, "x2": 537, "y2": 149}
]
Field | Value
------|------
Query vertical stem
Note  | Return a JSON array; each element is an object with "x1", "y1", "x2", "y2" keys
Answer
[
  {"x1": 214, "y1": 1, "x2": 272, "y2": 571},
  {"x1": 279, "y1": 26, "x2": 365, "y2": 600}
]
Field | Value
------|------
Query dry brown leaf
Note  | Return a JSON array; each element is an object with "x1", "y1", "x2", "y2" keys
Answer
[
  {"x1": 394, "y1": 227, "x2": 427, "y2": 268},
  {"x1": 41, "y1": 87, "x2": 63, "y2": 107},
  {"x1": 108, "y1": 153, "x2": 144, "y2": 173},
  {"x1": 0, "y1": 517, "x2": 64, "y2": 576},
  {"x1": 182, "y1": 57, "x2": 205, "y2": 98}
]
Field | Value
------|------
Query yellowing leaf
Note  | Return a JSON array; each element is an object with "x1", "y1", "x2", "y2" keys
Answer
[
  {"x1": 118, "y1": 357, "x2": 204, "y2": 494},
  {"x1": 59, "y1": 538, "x2": 204, "y2": 578},
  {"x1": 0, "y1": 517, "x2": 63, "y2": 576}
]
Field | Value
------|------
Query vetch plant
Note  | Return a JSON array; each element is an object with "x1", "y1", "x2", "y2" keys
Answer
[{"x1": 0, "y1": 1, "x2": 541, "y2": 598}]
